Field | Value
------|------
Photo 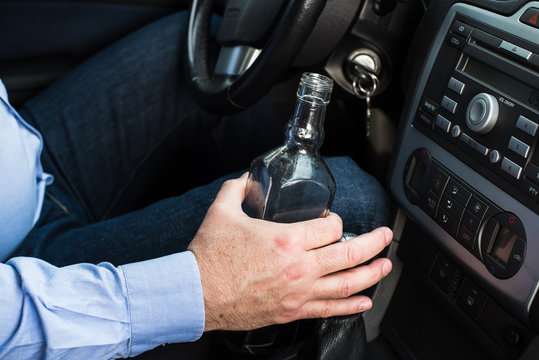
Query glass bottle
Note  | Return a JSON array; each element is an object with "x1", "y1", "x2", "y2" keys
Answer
[
  {"x1": 243, "y1": 72, "x2": 336, "y2": 223},
  {"x1": 224, "y1": 73, "x2": 336, "y2": 355}
]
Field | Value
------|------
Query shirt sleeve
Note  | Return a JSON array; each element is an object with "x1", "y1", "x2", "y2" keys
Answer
[{"x1": 0, "y1": 252, "x2": 205, "y2": 360}]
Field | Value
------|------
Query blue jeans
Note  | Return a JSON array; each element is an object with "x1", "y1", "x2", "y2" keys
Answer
[{"x1": 12, "y1": 12, "x2": 388, "y2": 266}]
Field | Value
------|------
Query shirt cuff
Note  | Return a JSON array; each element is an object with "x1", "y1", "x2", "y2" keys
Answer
[{"x1": 120, "y1": 251, "x2": 205, "y2": 357}]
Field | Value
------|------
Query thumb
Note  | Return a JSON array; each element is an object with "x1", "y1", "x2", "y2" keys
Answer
[{"x1": 213, "y1": 172, "x2": 250, "y2": 210}]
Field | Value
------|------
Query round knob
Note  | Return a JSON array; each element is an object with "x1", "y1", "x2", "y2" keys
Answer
[{"x1": 466, "y1": 93, "x2": 499, "y2": 134}]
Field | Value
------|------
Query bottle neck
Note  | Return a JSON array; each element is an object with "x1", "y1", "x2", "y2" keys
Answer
[{"x1": 284, "y1": 95, "x2": 327, "y2": 152}]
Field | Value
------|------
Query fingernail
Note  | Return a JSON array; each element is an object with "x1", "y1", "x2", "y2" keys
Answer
[
  {"x1": 385, "y1": 228, "x2": 392, "y2": 245},
  {"x1": 383, "y1": 260, "x2": 392, "y2": 276},
  {"x1": 359, "y1": 301, "x2": 372, "y2": 312}
]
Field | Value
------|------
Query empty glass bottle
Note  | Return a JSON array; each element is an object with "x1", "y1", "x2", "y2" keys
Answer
[
  {"x1": 243, "y1": 72, "x2": 336, "y2": 223},
  {"x1": 224, "y1": 72, "x2": 336, "y2": 355}
]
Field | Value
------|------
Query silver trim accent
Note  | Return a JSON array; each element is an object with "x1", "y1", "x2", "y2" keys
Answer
[
  {"x1": 389, "y1": 2, "x2": 539, "y2": 325},
  {"x1": 214, "y1": 46, "x2": 262, "y2": 76}
]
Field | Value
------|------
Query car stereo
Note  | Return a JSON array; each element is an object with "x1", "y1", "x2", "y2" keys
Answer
[
  {"x1": 413, "y1": 13, "x2": 539, "y2": 215},
  {"x1": 389, "y1": 2, "x2": 539, "y2": 329}
]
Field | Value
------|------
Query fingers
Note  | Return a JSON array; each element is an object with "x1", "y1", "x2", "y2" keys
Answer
[
  {"x1": 311, "y1": 258, "x2": 392, "y2": 300},
  {"x1": 294, "y1": 295, "x2": 373, "y2": 320},
  {"x1": 212, "y1": 172, "x2": 250, "y2": 210},
  {"x1": 312, "y1": 227, "x2": 392, "y2": 276},
  {"x1": 299, "y1": 213, "x2": 343, "y2": 249}
]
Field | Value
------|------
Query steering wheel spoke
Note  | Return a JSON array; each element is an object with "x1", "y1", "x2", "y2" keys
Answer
[
  {"x1": 214, "y1": 45, "x2": 261, "y2": 77},
  {"x1": 186, "y1": 0, "x2": 328, "y2": 114}
]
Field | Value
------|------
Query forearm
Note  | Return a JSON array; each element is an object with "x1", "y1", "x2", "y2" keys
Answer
[{"x1": 0, "y1": 252, "x2": 204, "y2": 360}]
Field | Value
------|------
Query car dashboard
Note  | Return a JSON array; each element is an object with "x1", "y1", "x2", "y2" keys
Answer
[{"x1": 385, "y1": 1, "x2": 539, "y2": 358}]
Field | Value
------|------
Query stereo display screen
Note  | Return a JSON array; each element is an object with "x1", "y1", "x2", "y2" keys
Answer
[{"x1": 462, "y1": 57, "x2": 539, "y2": 111}]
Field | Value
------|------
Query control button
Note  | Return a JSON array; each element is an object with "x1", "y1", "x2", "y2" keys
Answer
[
  {"x1": 421, "y1": 190, "x2": 440, "y2": 219},
  {"x1": 489, "y1": 150, "x2": 501, "y2": 164},
  {"x1": 460, "y1": 133, "x2": 489, "y2": 156},
  {"x1": 466, "y1": 196, "x2": 488, "y2": 219},
  {"x1": 451, "y1": 20, "x2": 473, "y2": 38},
  {"x1": 451, "y1": 125, "x2": 461, "y2": 138},
  {"x1": 420, "y1": 96, "x2": 438, "y2": 117},
  {"x1": 457, "y1": 278, "x2": 487, "y2": 320},
  {"x1": 429, "y1": 167, "x2": 449, "y2": 195},
  {"x1": 461, "y1": 211, "x2": 481, "y2": 234},
  {"x1": 441, "y1": 96, "x2": 458, "y2": 114},
  {"x1": 515, "y1": 115, "x2": 538, "y2": 136},
  {"x1": 440, "y1": 194, "x2": 465, "y2": 220},
  {"x1": 435, "y1": 114, "x2": 451, "y2": 133},
  {"x1": 447, "y1": 33, "x2": 466, "y2": 50},
  {"x1": 414, "y1": 110, "x2": 434, "y2": 129},
  {"x1": 448, "y1": 77, "x2": 465, "y2": 95},
  {"x1": 520, "y1": 7, "x2": 539, "y2": 30},
  {"x1": 437, "y1": 209, "x2": 459, "y2": 238},
  {"x1": 520, "y1": 178, "x2": 539, "y2": 202},
  {"x1": 465, "y1": 93, "x2": 499, "y2": 134},
  {"x1": 431, "y1": 252, "x2": 457, "y2": 293},
  {"x1": 444, "y1": 178, "x2": 471, "y2": 206},
  {"x1": 499, "y1": 40, "x2": 532, "y2": 60},
  {"x1": 525, "y1": 163, "x2": 539, "y2": 184},
  {"x1": 457, "y1": 226, "x2": 476, "y2": 251},
  {"x1": 501, "y1": 157, "x2": 523, "y2": 179},
  {"x1": 508, "y1": 136, "x2": 530, "y2": 159},
  {"x1": 506, "y1": 238, "x2": 526, "y2": 274}
]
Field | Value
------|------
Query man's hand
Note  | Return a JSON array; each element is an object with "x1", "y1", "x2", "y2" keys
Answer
[{"x1": 188, "y1": 173, "x2": 392, "y2": 332}]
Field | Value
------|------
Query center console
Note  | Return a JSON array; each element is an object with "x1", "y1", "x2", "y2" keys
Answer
[{"x1": 389, "y1": 1, "x2": 539, "y2": 354}]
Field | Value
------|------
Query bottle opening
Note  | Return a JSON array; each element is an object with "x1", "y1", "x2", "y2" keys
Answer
[{"x1": 297, "y1": 72, "x2": 333, "y2": 104}]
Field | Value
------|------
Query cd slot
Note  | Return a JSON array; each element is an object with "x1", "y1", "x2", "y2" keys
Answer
[
  {"x1": 462, "y1": 42, "x2": 539, "y2": 96},
  {"x1": 470, "y1": 28, "x2": 539, "y2": 71}
]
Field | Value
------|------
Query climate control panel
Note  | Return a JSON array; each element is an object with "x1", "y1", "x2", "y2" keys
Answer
[{"x1": 403, "y1": 148, "x2": 527, "y2": 279}]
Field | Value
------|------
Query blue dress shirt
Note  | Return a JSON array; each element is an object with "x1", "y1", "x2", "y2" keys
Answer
[{"x1": 0, "y1": 80, "x2": 205, "y2": 359}]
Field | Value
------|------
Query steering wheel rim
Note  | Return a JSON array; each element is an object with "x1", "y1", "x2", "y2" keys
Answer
[{"x1": 185, "y1": 0, "x2": 327, "y2": 114}]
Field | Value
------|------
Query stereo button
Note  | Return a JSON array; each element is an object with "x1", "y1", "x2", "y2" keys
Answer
[
  {"x1": 499, "y1": 41, "x2": 532, "y2": 60},
  {"x1": 501, "y1": 157, "x2": 523, "y2": 179},
  {"x1": 447, "y1": 34, "x2": 465, "y2": 50},
  {"x1": 516, "y1": 115, "x2": 538, "y2": 136},
  {"x1": 508, "y1": 136, "x2": 530, "y2": 159},
  {"x1": 451, "y1": 20, "x2": 473, "y2": 38},
  {"x1": 460, "y1": 133, "x2": 489, "y2": 156},
  {"x1": 466, "y1": 93, "x2": 498, "y2": 134},
  {"x1": 435, "y1": 114, "x2": 451, "y2": 133},
  {"x1": 448, "y1": 77, "x2": 465, "y2": 95},
  {"x1": 489, "y1": 150, "x2": 501, "y2": 164},
  {"x1": 441, "y1": 96, "x2": 458, "y2": 114}
]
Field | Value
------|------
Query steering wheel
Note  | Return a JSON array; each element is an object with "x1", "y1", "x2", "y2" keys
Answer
[{"x1": 185, "y1": 0, "x2": 327, "y2": 114}]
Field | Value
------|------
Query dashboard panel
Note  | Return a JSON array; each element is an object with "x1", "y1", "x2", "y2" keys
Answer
[{"x1": 389, "y1": 1, "x2": 539, "y2": 334}]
